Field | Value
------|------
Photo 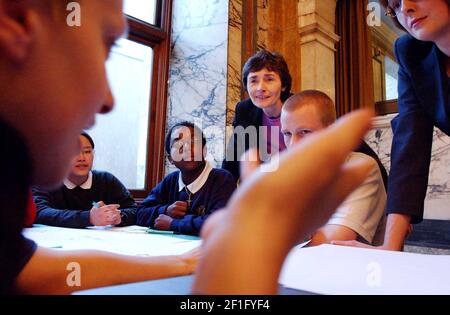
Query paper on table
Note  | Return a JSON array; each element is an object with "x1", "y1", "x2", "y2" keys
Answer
[
  {"x1": 23, "y1": 225, "x2": 201, "y2": 257},
  {"x1": 279, "y1": 244, "x2": 450, "y2": 295}
]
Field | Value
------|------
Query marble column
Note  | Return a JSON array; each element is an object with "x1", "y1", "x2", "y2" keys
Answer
[
  {"x1": 227, "y1": 0, "x2": 243, "y2": 124},
  {"x1": 298, "y1": 0, "x2": 340, "y2": 102},
  {"x1": 256, "y1": 0, "x2": 269, "y2": 50},
  {"x1": 225, "y1": 0, "x2": 244, "y2": 146}
]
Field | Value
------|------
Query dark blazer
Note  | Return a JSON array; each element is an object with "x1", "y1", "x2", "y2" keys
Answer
[
  {"x1": 222, "y1": 98, "x2": 262, "y2": 182},
  {"x1": 387, "y1": 34, "x2": 450, "y2": 223},
  {"x1": 222, "y1": 98, "x2": 389, "y2": 188},
  {"x1": 0, "y1": 119, "x2": 37, "y2": 294}
]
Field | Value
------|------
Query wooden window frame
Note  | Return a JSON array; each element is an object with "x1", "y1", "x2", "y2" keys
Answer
[
  {"x1": 371, "y1": 15, "x2": 402, "y2": 116},
  {"x1": 375, "y1": 99, "x2": 398, "y2": 116},
  {"x1": 125, "y1": 0, "x2": 172, "y2": 200}
]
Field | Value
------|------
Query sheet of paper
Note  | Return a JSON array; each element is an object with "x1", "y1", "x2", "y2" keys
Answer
[
  {"x1": 279, "y1": 244, "x2": 450, "y2": 295},
  {"x1": 23, "y1": 225, "x2": 201, "y2": 257}
]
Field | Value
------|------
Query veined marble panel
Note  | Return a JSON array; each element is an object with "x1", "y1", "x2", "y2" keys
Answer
[
  {"x1": 167, "y1": 0, "x2": 229, "y2": 173},
  {"x1": 366, "y1": 114, "x2": 450, "y2": 220}
]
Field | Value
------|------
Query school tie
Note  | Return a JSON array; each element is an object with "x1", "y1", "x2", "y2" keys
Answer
[{"x1": 179, "y1": 187, "x2": 193, "y2": 210}]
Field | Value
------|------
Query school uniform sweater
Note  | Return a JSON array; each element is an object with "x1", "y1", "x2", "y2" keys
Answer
[
  {"x1": 136, "y1": 165, "x2": 236, "y2": 236},
  {"x1": 32, "y1": 170, "x2": 137, "y2": 228}
]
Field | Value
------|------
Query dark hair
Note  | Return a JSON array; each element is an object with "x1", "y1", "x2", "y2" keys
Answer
[
  {"x1": 80, "y1": 132, "x2": 94, "y2": 149},
  {"x1": 165, "y1": 121, "x2": 206, "y2": 155},
  {"x1": 378, "y1": 0, "x2": 406, "y2": 31},
  {"x1": 379, "y1": 0, "x2": 450, "y2": 32},
  {"x1": 242, "y1": 50, "x2": 292, "y2": 102}
]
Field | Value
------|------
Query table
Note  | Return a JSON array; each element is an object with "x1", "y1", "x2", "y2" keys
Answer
[
  {"x1": 74, "y1": 275, "x2": 313, "y2": 295},
  {"x1": 23, "y1": 224, "x2": 201, "y2": 256}
]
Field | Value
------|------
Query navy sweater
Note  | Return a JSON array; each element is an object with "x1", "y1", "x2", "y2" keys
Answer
[
  {"x1": 136, "y1": 168, "x2": 236, "y2": 236},
  {"x1": 0, "y1": 119, "x2": 37, "y2": 294},
  {"x1": 32, "y1": 170, "x2": 137, "y2": 228}
]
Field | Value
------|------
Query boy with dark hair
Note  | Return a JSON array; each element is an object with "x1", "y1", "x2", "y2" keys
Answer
[
  {"x1": 137, "y1": 122, "x2": 236, "y2": 236},
  {"x1": 33, "y1": 132, "x2": 137, "y2": 228}
]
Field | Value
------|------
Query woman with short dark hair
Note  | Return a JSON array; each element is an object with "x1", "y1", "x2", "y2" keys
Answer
[{"x1": 222, "y1": 50, "x2": 292, "y2": 182}]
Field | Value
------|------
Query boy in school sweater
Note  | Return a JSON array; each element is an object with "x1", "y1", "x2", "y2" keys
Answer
[
  {"x1": 32, "y1": 132, "x2": 137, "y2": 228},
  {"x1": 137, "y1": 122, "x2": 236, "y2": 236}
]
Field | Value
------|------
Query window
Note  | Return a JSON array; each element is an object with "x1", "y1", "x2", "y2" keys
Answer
[
  {"x1": 384, "y1": 56, "x2": 399, "y2": 100},
  {"x1": 90, "y1": 39, "x2": 153, "y2": 189},
  {"x1": 124, "y1": 0, "x2": 159, "y2": 25},
  {"x1": 88, "y1": 0, "x2": 172, "y2": 199},
  {"x1": 371, "y1": 49, "x2": 399, "y2": 103},
  {"x1": 370, "y1": 2, "x2": 405, "y2": 114}
]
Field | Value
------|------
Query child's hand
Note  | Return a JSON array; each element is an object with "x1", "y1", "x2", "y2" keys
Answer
[
  {"x1": 166, "y1": 201, "x2": 188, "y2": 218},
  {"x1": 90, "y1": 203, "x2": 121, "y2": 226},
  {"x1": 110, "y1": 210, "x2": 122, "y2": 226},
  {"x1": 179, "y1": 246, "x2": 202, "y2": 274},
  {"x1": 155, "y1": 214, "x2": 173, "y2": 230},
  {"x1": 239, "y1": 149, "x2": 262, "y2": 182}
]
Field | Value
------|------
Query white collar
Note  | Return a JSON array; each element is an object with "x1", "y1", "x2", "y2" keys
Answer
[
  {"x1": 64, "y1": 171, "x2": 93, "y2": 190},
  {"x1": 178, "y1": 162, "x2": 213, "y2": 194}
]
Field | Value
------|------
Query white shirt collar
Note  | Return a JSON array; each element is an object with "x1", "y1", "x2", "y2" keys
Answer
[
  {"x1": 64, "y1": 171, "x2": 93, "y2": 190},
  {"x1": 178, "y1": 162, "x2": 213, "y2": 194}
]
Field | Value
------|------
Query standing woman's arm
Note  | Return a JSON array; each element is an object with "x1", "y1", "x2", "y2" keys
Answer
[{"x1": 384, "y1": 37, "x2": 435, "y2": 249}]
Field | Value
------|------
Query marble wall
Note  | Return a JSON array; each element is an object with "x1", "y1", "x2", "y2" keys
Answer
[
  {"x1": 366, "y1": 114, "x2": 450, "y2": 220},
  {"x1": 167, "y1": 0, "x2": 229, "y2": 172}
]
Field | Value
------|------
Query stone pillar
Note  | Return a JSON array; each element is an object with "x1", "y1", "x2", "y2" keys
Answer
[{"x1": 298, "y1": 0, "x2": 340, "y2": 102}]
